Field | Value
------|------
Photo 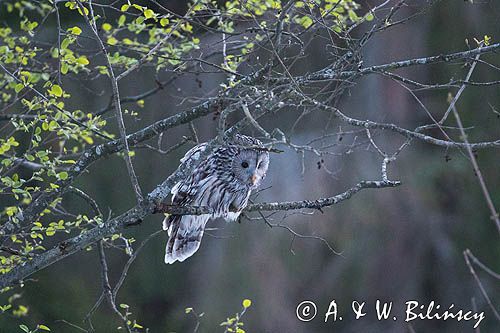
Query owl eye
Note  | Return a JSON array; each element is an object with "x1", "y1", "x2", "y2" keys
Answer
[{"x1": 241, "y1": 161, "x2": 249, "y2": 168}]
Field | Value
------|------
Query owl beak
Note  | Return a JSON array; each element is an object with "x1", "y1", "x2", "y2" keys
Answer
[{"x1": 249, "y1": 174, "x2": 258, "y2": 185}]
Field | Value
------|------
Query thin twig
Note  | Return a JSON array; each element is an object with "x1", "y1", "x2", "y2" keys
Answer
[
  {"x1": 79, "y1": 0, "x2": 143, "y2": 202},
  {"x1": 464, "y1": 249, "x2": 500, "y2": 321},
  {"x1": 451, "y1": 103, "x2": 500, "y2": 234},
  {"x1": 115, "y1": 1, "x2": 200, "y2": 81},
  {"x1": 439, "y1": 49, "x2": 481, "y2": 124},
  {"x1": 97, "y1": 241, "x2": 132, "y2": 333}
]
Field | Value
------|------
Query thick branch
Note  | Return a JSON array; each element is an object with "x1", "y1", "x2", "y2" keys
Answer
[
  {"x1": 11, "y1": 61, "x2": 269, "y2": 230},
  {"x1": 14, "y1": 97, "x2": 221, "y2": 228},
  {"x1": 0, "y1": 178, "x2": 400, "y2": 289}
]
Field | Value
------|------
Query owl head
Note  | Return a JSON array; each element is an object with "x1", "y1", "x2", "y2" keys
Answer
[
  {"x1": 231, "y1": 148, "x2": 269, "y2": 188},
  {"x1": 228, "y1": 135, "x2": 269, "y2": 188}
]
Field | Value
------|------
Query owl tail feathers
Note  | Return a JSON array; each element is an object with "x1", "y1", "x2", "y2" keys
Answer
[{"x1": 163, "y1": 214, "x2": 210, "y2": 264}]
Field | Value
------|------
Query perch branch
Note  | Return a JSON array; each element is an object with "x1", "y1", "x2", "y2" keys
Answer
[{"x1": 0, "y1": 178, "x2": 400, "y2": 289}]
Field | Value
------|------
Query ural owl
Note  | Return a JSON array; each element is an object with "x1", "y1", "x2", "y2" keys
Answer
[{"x1": 163, "y1": 134, "x2": 270, "y2": 264}]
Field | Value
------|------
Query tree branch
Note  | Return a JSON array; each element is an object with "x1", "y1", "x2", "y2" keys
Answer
[
  {"x1": 97, "y1": 241, "x2": 132, "y2": 333},
  {"x1": 306, "y1": 42, "x2": 500, "y2": 81},
  {"x1": 246, "y1": 180, "x2": 401, "y2": 212},
  {"x1": 0, "y1": 177, "x2": 400, "y2": 289},
  {"x1": 80, "y1": 0, "x2": 143, "y2": 202}
]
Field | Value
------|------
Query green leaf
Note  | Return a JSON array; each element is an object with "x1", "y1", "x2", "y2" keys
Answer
[
  {"x1": 484, "y1": 35, "x2": 492, "y2": 46},
  {"x1": 299, "y1": 15, "x2": 313, "y2": 29},
  {"x1": 132, "y1": 4, "x2": 143, "y2": 11},
  {"x1": 242, "y1": 299, "x2": 252, "y2": 308},
  {"x1": 58, "y1": 172, "x2": 69, "y2": 180},
  {"x1": 77, "y1": 6, "x2": 89, "y2": 16},
  {"x1": 38, "y1": 325, "x2": 51, "y2": 331},
  {"x1": 61, "y1": 38, "x2": 71, "y2": 50},
  {"x1": 118, "y1": 15, "x2": 126, "y2": 27},
  {"x1": 144, "y1": 9, "x2": 155, "y2": 19},
  {"x1": 68, "y1": 26, "x2": 82, "y2": 35},
  {"x1": 19, "y1": 325, "x2": 30, "y2": 333},
  {"x1": 76, "y1": 56, "x2": 89, "y2": 65},
  {"x1": 48, "y1": 120, "x2": 58, "y2": 131},
  {"x1": 20, "y1": 71, "x2": 31, "y2": 83},
  {"x1": 61, "y1": 63, "x2": 69, "y2": 74},
  {"x1": 348, "y1": 10, "x2": 359, "y2": 22},
  {"x1": 107, "y1": 36, "x2": 118, "y2": 46},
  {"x1": 160, "y1": 18, "x2": 169, "y2": 27},
  {"x1": 48, "y1": 84, "x2": 63, "y2": 97},
  {"x1": 14, "y1": 83, "x2": 24, "y2": 93},
  {"x1": 120, "y1": 4, "x2": 129, "y2": 12},
  {"x1": 102, "y1": 23, "x2": 112, "y2": 32}
]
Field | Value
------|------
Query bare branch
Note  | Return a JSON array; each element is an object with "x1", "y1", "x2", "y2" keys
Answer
[
  {"x1": 451, "y1": 102, "x2": 500, "y2": 234},
  {"x1": 115, "y1": 1, "x2": 200, "y2": 81},
  {"x1": 246, "y1": 180, "x2": 400, "y2": 212},
  {"x1": 464, "y1": 249, "x2": 500, "y2": 321},
  {"x1": 306, "y1": 42, "x2": 500, "y2": 81},
  {"x1": 79, "y1": 0, "x2": 143, "y2": 202},
  {"x1": 97, "y1": 241, "x2": 132, "y2": 333},
  {"x1": 0, "y1": 175, "x2": 400, "y2": 289}
]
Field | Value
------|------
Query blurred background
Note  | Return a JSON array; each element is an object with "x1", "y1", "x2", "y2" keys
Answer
[{"x1": 1, "y1": 0, "x2": 499, "y2": 332}]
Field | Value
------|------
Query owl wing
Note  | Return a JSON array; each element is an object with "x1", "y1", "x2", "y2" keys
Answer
[
  {"x1": 164, "y1": 174, "x2": 223, "y2": 264},
  {"x1": 163, "y1": 143, "x2": 214, "y2": 264},
  {"x1": 170, "y1": 142, "x2": 208, "y2": 201},
  {"x1": 224, "y1": 189, "x2": 251, "y2": 222}
]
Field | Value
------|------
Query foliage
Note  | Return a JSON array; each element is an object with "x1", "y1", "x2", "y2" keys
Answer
[
  {"x1": 185, "y1": 299, "x2": 252, "y2": 333},
  {"x1": 1, "y1": 0, "x2": 498, "y2": 332},
  {"x1": 0, "y1": 0, "x2": 366, "y2": 330}
]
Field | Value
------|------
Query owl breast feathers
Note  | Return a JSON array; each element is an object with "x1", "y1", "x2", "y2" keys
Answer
[{"x1": 163, "y1": 134, "x2": 269, "y2": 264}]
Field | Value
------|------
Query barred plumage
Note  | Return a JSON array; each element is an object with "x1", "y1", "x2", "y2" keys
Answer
[{"x1": 163, "y1": 134, "x2": 270, "y2": 264}]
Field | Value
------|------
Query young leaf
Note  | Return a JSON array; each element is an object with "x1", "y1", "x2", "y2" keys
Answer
[
  {"x1": 14, "y1": 83, "x2": 24, "y2": 93},
  {"x1": 68, "y1": 26, "x2": 82, "y2": 35},
  {"x1": 102, "y1": 23, "x2": 112, "y2": 32},
  {"x1": 48, "y1": 85, "x2": 63, "y2": 97},
  {"x1": 242, "y1": 299, "x2": 252, "y2": 308},
  {"x1": 144, "y1": 9, "x2": 155, "y2": 19},
  {"x1": 19, "y1": 325, "x2": 30, "y2": 333},
  {"x1": 58, "y1": 172, "x2": 69, "y2": 180}
]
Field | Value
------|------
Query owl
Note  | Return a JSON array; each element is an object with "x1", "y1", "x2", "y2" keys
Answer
[{"x1": 163, "y1": 134, "x2": 270, "y2": 264}]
